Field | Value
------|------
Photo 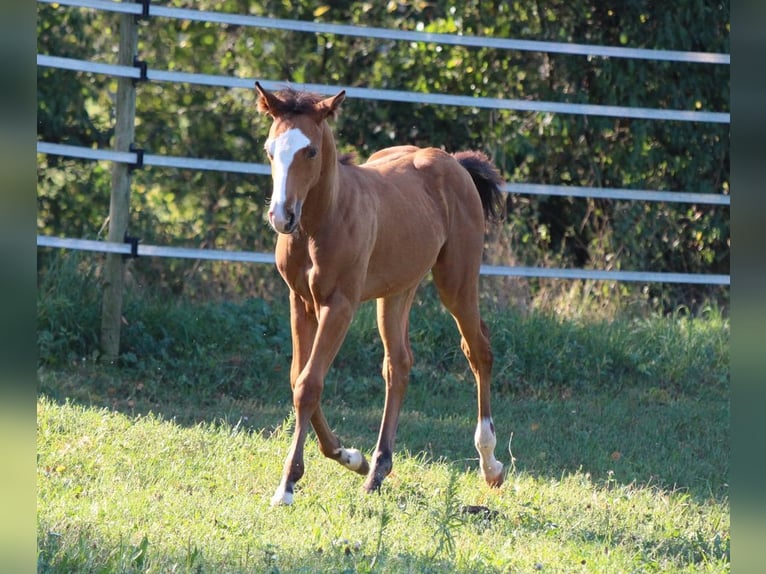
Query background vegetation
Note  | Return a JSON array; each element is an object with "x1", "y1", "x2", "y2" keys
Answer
[{"x1": 37, "y1": 0, "x2": 729, "y2": 313}]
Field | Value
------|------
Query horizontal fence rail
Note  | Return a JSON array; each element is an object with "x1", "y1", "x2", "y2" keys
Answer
[
  {"x1": 36, "y1": 54, "x2": 731, "y2": 124},
  {"x1": 36, "y1": 0, "x2": 730, "y2": 287},
  {"x1": 37, "y1": 141, "x2": 272, "y2": 175},
  {"x1": 37, "y1": 141, "x2": 730, "y2": 206},
  {"x1": 40, "y1": 0, "x2": 730, "y2": 65},
  {"x1": 36, "y1": 235, "x2": 730, "y2": 286}
]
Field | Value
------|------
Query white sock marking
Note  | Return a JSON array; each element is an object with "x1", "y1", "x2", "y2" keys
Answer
[
  {"x1": 475, "y1": 417, "x2": 503, "y2": 481},
  {"x1": 335, "y1": 448, "x2": 364, "y2": 471},
  {"x1": 270, "y1": 484, "x2": 294, "y2": 506}
]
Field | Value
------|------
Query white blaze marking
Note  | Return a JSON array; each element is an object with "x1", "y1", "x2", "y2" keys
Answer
[{"x1": 265, "y1": 128, "x2": 310, "y2": 227}]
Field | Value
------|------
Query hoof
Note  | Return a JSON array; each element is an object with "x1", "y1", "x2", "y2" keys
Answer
[
  {"x1": 355, "y1": 457, "x2": 371, "y2": 477},
  {"x1": 362, "y1": 469, "x2": 386, "y2": 493},
  {"x1": 270, "y1": 485, "x2": 294, "y2": 506},
  {"x1": 362, "y1": 478, "x2": 383, "y2": 494},
  {"x1": 363, "y1": 452, "x2": 391, "y2": 493},
  {"x1": 482, "y1": 461, "x2": 504, "y2": 488}
]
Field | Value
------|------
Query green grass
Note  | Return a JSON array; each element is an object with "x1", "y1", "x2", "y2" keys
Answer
[
  {"x1": 37, "y1": 253, "x2": 729, "y2": 572},
  {"x1": 37, "y1": 397, "x2": 729, "y2": 573}
]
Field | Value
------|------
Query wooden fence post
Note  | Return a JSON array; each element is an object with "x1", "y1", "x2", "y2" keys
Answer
[{"x1": 100, "y1": 12, "x2": 138, "y2": 361}]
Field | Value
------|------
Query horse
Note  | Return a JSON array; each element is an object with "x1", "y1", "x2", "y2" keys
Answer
[{"x1": 254, "y1": 82, "x2": 505, "y2": 505}]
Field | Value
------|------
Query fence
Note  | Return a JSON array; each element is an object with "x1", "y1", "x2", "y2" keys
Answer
[{"x1": 36, "y1": 0, "x2": 730, "y2": 355}]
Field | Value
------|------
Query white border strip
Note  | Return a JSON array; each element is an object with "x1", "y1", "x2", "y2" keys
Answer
[
  {"x1": 37, "y1": 55, "x2": 731, "y2": 124},
  {"x1": 36, "y1": 141, "x2": 730, "y2": 205},
  {"x1": 36, "y1": 235, "x2": 729, "y2": 285},
  {"x1": 39, "y1": 0, "x2": 730, "y2": 65}
]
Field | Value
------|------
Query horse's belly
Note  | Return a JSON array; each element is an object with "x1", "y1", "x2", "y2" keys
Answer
[{"x1": 361, "y1": 239, "x2": 441, "y2": 300}]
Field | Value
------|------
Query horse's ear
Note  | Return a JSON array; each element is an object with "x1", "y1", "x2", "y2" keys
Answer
[
  {"x1": 316, "y1": 90, "x2": 346, "y2": 121},
  {"x1": 255, "y1": 82, "x2": 280, "y2": 117}
]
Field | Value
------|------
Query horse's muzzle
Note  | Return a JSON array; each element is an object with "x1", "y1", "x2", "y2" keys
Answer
[{"x1": 269, "y1": 202, "x2": 301, "y2": 234}]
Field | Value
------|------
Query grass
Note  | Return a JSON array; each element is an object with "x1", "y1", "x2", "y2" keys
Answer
[
  {"x1": 37, "y1": 397, "x2": 729, "y2": 573},
  {"x1": 36, "y1": 252, "x2": 730, "y2": 572}
]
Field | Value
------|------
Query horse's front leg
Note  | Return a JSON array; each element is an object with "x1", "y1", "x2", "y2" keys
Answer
[
  {"x1": 271, "y1": 290, "x2": 360, "y2": 505},
  {"x1": 270, "y1": 291, "x2": 315, "y2": 506},
  {"x1": 289, "y1": 292, "x2": 369, "y2": 477}
]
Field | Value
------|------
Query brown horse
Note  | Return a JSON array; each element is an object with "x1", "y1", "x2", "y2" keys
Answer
[{"x1": 254, "y1": 82, "x2": 505, "y2": 505}]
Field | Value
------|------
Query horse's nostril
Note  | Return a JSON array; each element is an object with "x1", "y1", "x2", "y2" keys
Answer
[{"x1": 286, "y1": 211, "x2": 295, "y2": 229}]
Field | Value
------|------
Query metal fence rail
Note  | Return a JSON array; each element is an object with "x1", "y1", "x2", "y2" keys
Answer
[
  {"x1": 36, "y1": 53, "x2": 730, "y2": 124},
  {"x1": 36, "y1": 141, "x2": 730, "y2": 206},
  {"x1": 36, "y1": 235, "x2": 730, "y2": 286},
  {"x1": 39, "y1": 0, "x2": 730, "y2": 65}
]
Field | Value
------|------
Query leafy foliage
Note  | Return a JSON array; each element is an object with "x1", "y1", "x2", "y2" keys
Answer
[{"x1": 37, "y1": 1, "x2": 729, "y2": 311}]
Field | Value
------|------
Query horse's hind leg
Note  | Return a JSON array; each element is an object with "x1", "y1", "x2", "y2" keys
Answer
[
  {"x1": 363, "y1": 288, "x2": 418, "y2": 493},
  {"x1": 432, "y1": 255, "x2": 504, "y2": 488}
]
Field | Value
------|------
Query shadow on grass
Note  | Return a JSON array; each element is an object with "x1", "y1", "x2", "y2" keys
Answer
[{"x1": 38, "y1": 359, "x2": 729, "y2": 503}]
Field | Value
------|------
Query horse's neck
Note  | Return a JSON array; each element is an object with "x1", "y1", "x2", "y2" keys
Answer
[{"x1": 300, "y1": 123, "x2": 340, "y2": 235}]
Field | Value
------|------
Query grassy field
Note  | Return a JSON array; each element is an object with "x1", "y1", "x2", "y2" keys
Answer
[{"x1": 37, "y1": 254, "x2": 729, "y2": 572}]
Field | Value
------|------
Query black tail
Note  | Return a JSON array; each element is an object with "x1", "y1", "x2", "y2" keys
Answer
[{"x1": 452, "y1": 151, "x2": 505, "y2": 222}]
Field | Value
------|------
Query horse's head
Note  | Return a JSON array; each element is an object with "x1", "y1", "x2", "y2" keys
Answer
[{"x1": 255, "y1": 82, "x2": 345, "y2": 234}]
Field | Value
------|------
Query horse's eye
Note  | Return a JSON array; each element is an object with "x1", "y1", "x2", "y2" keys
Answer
[{"x1": 307, "y1": 146, "x2": 318, "y2": 159}]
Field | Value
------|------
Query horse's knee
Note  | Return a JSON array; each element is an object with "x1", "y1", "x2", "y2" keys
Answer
[
  {"x1": 293, "y1": 374, "x2": 323, "y2": 411},
  {"x1": 461, "y1": 336, "x2": 493, "y2": 374},
  {"x1": 381, "y1": 350, "x2": 412, "y2": 386}
]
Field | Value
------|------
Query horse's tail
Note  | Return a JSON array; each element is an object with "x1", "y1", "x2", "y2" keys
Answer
[{"x1": 452, "y1": 151, "x2": 505, "y2": 222}]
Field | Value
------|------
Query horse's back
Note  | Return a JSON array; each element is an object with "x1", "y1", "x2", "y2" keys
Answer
[
  {"x1": 357, "y1": 147, "x2": 485, "y2": 232},
  {"x1": 364, "y1": 145, "x2": 420, "y2": 166},
  {"x1": 364, "y1": 146, "x2": 473, "y2": 186},
  {"x1": 364, "y1": 145, "x2": 454, "y2": 171}
]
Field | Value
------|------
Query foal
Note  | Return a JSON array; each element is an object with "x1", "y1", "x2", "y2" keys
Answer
[{"x1": 254, "y1": 83, "x2": 505, "y2": 505}]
